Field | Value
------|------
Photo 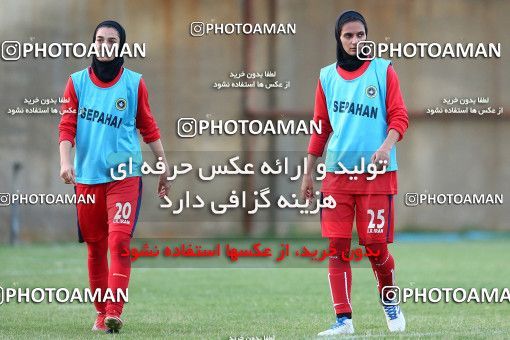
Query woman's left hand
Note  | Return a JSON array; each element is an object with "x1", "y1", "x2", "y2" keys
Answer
[
  {"x1": 158, "y1": 165, "x2": 171, "y2": 198},
  {"x1": 371, "y1": 148, "x2": 390, "y2": 171}
]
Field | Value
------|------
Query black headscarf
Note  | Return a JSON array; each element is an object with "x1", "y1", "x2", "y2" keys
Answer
[
  {"x1": 91, "y1": 20, "x2": 126, "y2": 83},
  {"x1": 335, "y1": 10, "x2": 368, "y2": 71}
]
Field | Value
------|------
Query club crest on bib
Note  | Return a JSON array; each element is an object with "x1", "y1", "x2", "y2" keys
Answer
[
  {"x1": 115, "y1": 98, "x2": 127, "y2": 111},
  {"x1": 366, "y1": 85, "x2": 377, "y2": 98}
]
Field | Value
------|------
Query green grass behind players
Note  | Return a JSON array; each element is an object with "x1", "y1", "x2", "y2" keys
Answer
[{"x1": 0, "y1": 241, "x2": 509, "y2": 339}]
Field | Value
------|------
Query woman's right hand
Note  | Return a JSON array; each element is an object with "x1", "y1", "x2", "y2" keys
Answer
[
  {"x1": 60, "y1": 162, "x2": 76, "y2": 185},
  {"x1": 300, "y1": 174, "x2": 315, "y2": 201}
]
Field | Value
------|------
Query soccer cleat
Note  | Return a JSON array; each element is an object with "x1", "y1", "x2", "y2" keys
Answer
[
  {"x1": 91, "y1": 312, "x2": 107, "y2": 331},
  {"x1": 317, "y1": 316, "x2": 354, "y2": 336},
  {"x1": 381, "y1": 300, "x2": 406, "y2": 332},
  {"x1": 104, "y1": 314, "x2": 123, "y2": 333}
]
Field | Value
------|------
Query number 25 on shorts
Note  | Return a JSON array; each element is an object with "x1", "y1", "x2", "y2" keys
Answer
[{"x1": 367, "y1": 209, "x2": 385, "y2": 233}]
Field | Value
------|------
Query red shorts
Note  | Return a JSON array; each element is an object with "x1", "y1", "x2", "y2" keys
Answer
[
  {"x1": 74, "y1": 177, "x2": 143, "y2": 243},
  {"x1": 320, "y1": 192, "x2": 395, "y2": 245}
]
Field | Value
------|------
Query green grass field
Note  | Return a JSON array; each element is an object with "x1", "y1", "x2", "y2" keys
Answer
[{"x1": 0, "y1": 240, "x2": 509, "y2": 339}]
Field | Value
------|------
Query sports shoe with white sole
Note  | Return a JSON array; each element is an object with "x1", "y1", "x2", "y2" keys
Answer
[
  {"x1": 317, "y1": 316, "x2": 354, "y2": 336},
  {"x1": 381, "y1": 301, "x2": 405, "y2": 332},
  {"x1": 104, "y1": 315, "x2": 123, "y2": 333},
  {"x1": 91, "y1": 312, "x2": 107, "y2": 331}
]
